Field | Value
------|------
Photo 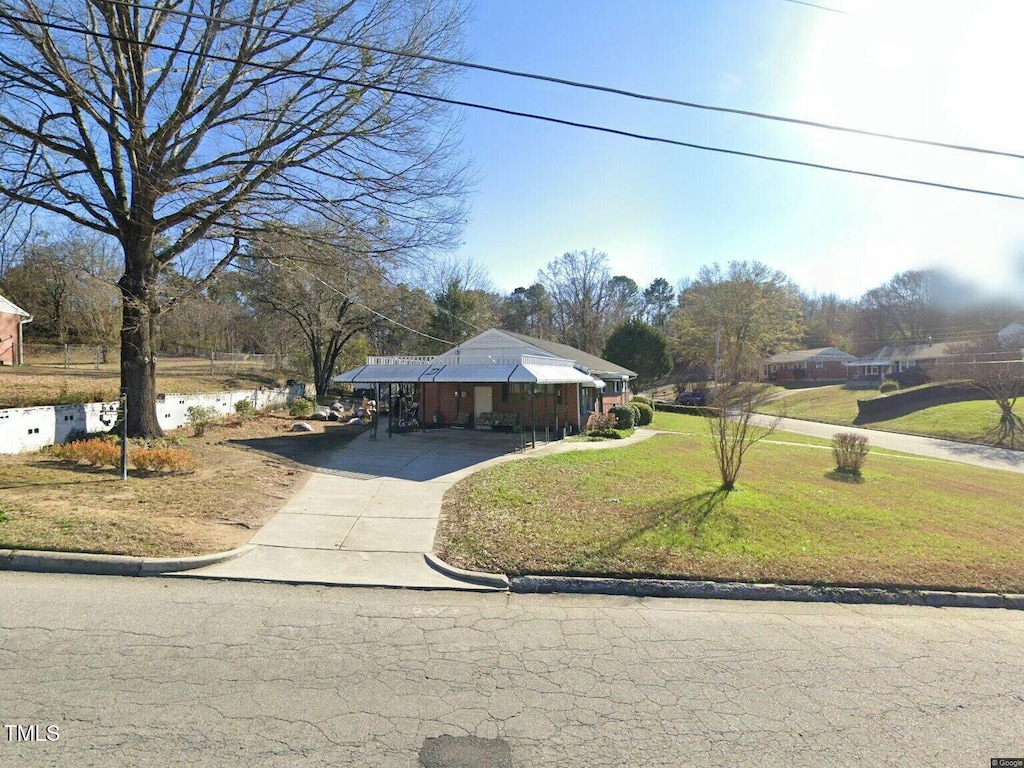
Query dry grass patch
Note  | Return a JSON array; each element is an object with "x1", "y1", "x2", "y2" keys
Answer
[
  {"x1": 0, "y1": 359, "x2": 286, "y2": 407},
  {"x1": 0, "y1": 415, "x2": 364, "y2": 557}
]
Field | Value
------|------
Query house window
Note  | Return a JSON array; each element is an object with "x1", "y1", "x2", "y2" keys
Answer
[
  {"x1": 501, "y1": 383, "x2": 509, "y2": 402},
  {"x1": 814, "y1": 361, "x2": 823, "y2": 369}
]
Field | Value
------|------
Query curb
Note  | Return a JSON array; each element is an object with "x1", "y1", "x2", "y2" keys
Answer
[
  {"x1": 424, "y1": 553, "x2": 510, "y2": 590},
  {"x1": 0, "y1": 544, "x2": 256, "y2": 577},
  {"x1": 510, "y1": 575, "x2": 1024, "y2": 610}
]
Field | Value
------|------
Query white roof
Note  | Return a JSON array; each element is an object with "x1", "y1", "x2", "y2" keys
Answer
[
  {"x1": 334, "y1": 364, "x2": 432, "y2": 383},
  {"x1": 0, "y1": 294, "x2": 30, "y2": 317},
  {"x1": 334, "y1": 328, "x2": 632, "y2": 386},
  {"x1": 334, "y1": 360, "x2": 595, "y2": 385}
]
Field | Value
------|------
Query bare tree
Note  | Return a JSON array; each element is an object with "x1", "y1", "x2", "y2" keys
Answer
[
  {"x1": 0, "y1": 0, "x2": 467, "y2": 435},
  {"x1": 242, "y1": 224, "x2": 386, "y2": 400},
  {"x1": 706, "y1": 383, "x2": 780, "y2": 491},
  {"x1": 941, "y1": 341, "x2": 1024, "y2": 448},
  {"x1": 539, "y1": 249, "x2": 612, "y2": 354}
]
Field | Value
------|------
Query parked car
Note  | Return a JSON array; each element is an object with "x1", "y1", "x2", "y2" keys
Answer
[{"x1": 675, "y1": 391, "x2": 706, "y2": 406}]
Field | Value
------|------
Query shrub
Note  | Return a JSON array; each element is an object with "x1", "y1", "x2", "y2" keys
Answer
[
  {"x1": 129, "y1": 446, "x2": 197, "y2": 474},
  {"x1": 609, "y1": 405, "x2": 635, "y2": 430},
  {"x1": 50, "y1": 438, "x2": 122, "y2": 468},
  {"x1": 186, "y1": 405, "x2": 220, "y2": 436},
  {"x1": 629, "y1": 403, "x2": 642, "y2": 425},
  {"x1": 630, "y1": 395, "x2": 653, "y2": 408},
  {"x1": 879, "y1": 380, "x2": 899, "y2": 394},
  {"x1": 234, "y1": 399, "x2": 257, "y2": 421},
  {"x1": 632, "y1": 401, "x2": 654, "y2": 426},
  {"x1": 832, "y1": 432, "x2": 869, "y2": 474},
  {"x1": 289, "y1": 398, "x2": 315, "y2": 418},
  {"x1": 584, "y1": 412, "x2": 616, "y2": 434}
]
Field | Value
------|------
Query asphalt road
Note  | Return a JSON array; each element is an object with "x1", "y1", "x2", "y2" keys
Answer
[{"x1": 1, "y1": 573, "x2": 1021, "y2": 767}]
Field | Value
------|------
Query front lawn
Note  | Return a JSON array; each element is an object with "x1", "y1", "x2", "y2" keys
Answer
[
  {"x1": 0, "y1": 415, "x2": 364, "y2": 557},
  {"x1": 869, "y1": 400, "x2": 1011, "y2": 445},
  {"x1": 435, "y1": 432, "x2": 1024, "y2": 593},
  {"x1": 758, "y1": 384, "x2": 863, "y2": 423}
]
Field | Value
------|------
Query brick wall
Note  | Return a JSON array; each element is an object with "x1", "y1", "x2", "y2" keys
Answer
[{"x1": 419, "y1": 382, "x2": 586, "y2": 429}]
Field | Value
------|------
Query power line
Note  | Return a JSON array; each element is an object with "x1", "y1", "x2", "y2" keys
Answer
[
  {"x1": 5, "y1": 12, "x2": 1024, "y2": 204},
  {"x1": 780, "y1": 0, "x2": 850, "y2": 14},
  {"x1": 102, "y1": 0, "x2": 1022, "y2": 162},
  {"x1": 261, "y1": 251, "x2": 455, "y2": 346}
]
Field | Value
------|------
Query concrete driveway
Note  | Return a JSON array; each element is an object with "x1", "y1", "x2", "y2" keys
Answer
[
  {"x1": 181, "y1": 428, "x2": 656, "y2": 589},
  {"x1": 183, "y1": 429, "x2": 522, "y2": 589}
]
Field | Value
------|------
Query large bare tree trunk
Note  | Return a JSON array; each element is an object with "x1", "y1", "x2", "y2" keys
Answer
[{"x1": 118, "y1": 232, "x2": 164, "y2": 437}]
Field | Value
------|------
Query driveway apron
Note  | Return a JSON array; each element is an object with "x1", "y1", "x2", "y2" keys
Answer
[{"x1": 178, "y1": 429, "x2": 526, "y2": 589}]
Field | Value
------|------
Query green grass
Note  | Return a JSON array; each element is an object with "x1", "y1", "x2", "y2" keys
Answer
[
  {"x1": 754, "y1": 384, "x2": 1021, "y2": 448},
  {"x1": 868, "y1": 400, "x2": 1008, "y2": 445},
  {"x1": 758, "y1": 385, "x2": 864, "y2": 424},
  {"x1": 436, "y1": 432, "x2": 1024, "y2": 592}
]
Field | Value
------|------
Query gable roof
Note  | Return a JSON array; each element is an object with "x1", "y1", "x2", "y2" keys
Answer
[
  {"x1": 765, "y1": 347, "x2": 855, "y2": 364},
  {"x1": 0, "y1": 293, "x2": 30, "y2": 318},
  {"x1": 501, "y1": 331, "x2": 637, "y2": 378},
  {"x1": 862, "y1": 342, "x2": 955, "y2": 361}
]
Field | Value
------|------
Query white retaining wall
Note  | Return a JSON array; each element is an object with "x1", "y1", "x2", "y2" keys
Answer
[{"x1": 0, "y1": 385, "x2": 302, "y2": 454}]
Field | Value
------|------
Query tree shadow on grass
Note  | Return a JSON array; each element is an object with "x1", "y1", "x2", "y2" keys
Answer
[
  {"x1": 824, "y1": 469, "x2": 865, "y2": 484},
  {"x1": 593, "y1": 488, "x2": 736, "y2": 561}
]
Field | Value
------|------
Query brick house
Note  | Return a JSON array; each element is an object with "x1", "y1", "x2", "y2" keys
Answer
[
  {"x1": 334, "y1": 329, "x2": 637, "y2": 436},
  {"x1": 760, "y1": 347, "x2": 855, "y2": 383},
  {"x1": 845, "y1": 342, "x2": 955, "y2": 386},
  {"x1": 0, "y1": 293, "x2": 31, "y2": 366}
]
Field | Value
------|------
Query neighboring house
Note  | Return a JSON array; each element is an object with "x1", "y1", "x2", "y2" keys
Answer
[
  {"x1": 334, "y1": 328, "x2": 638, "y2": 434},
  {"x1": 760, "y1": 347, "x2": 855, "y2": 383},
  {"x1": 0, "y1": 293, "x2": 32, "y2": 366},
  {"x1": 997, "y1": 321, "x2": 1024, "y2": 349},
  {"x1": 845, "y1": 341, "x2": 955, "y2": 384}
]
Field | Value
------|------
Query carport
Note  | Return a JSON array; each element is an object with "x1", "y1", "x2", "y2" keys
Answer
[{"x1": 334, "y1": 353, "x2": 597, "y2": 449}]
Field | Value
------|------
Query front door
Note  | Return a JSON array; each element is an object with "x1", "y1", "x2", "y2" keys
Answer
[{"x1": 474, "y1": 386, "x2": 492, "y2": 428}]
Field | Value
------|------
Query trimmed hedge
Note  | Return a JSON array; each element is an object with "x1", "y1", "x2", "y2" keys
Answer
[
  {"x1": 609, "y1": 405, "x2": 635, "y2": 430},
  {"x1": 653, "y1": 401, "x2": 721, "y2": 417},
  {"x1": 632, "y1": 401, "x2": 654, "y2": 426}
]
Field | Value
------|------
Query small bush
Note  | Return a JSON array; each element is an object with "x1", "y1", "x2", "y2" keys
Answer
[
  {"x1": 289, "y1": 398, "x2": 316, "y2": 418},
  {"x1": 129, "y1": 446, "x2": 197, "y2": 474},
  {"x1": 186, "y1": 405, "x2": 220, "y2": 436},
  {"x1": 50, "y1": 438, "x2": 122, "y2": 468},
  {"x1": 584, "y1": 412, "x2": 616, "y2": 434},
  {"x1": 832, "y1": 432, "x2": 869, "y2": 474},
  {"x1": 879, "y1": 380, "x2": 899, "y2": 394},
  {"x1": 630, "y1": 395, "x2": 653, "y2": 408},
  {"x1": 632, "y1": 401, "x2": 654, "y2": 426},
  {"x1": 609, "y1": 405, "x2": 635, "y2": 430},
  {"x1": 234, "y1": 400, "x2": 257, "y2": 421}
]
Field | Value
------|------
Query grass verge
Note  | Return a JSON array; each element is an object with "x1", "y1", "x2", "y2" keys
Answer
[
  {"x1": 0, "y1": 414, "x2": 364, "y2": 557},
  {"x1": 436, "y1": 432, "x2": 1024, "y2": 593}
]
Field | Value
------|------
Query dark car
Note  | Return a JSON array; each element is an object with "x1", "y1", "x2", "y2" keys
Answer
[{"x1": 675, "y1": 391, "x2": 706, "y2": 406}]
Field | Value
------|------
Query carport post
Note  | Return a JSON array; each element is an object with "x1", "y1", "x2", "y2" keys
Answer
[
  {"x1": 531, "y1": 384, "x2": 537, "y2": 449},
  {"x1": 388, "y1": 383, "x2": 393, "y2": 438}
]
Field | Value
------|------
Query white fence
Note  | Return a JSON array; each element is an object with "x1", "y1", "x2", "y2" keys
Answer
[{"x1": 0, "y1": 385, "x2": 303, "y2": 454}]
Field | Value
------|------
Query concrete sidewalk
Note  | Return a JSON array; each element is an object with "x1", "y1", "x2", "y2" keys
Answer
[{"x1": 178, "y1": 428, "x2": 656, "y2": 589}]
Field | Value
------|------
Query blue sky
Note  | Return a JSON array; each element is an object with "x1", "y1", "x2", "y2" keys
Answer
[{"x1": 450, "y1": 0, "x2": 1024, "y2": 299}]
